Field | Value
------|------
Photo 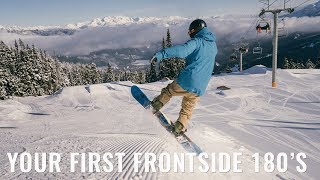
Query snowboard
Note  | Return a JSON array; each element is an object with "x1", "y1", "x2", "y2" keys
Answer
[{"x1": 131, "y1": 85, "x2": 203, "y2": 155}]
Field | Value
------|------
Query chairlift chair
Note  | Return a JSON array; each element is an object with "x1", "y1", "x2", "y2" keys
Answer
[
  {"x1": 278, "y1": 27, "x2": 288, "y2": 38},
  {"x1": 253, "y1": 47, "x2": 263, "y2": 54},
  {"x1": 256, "y1": 19, "x2": 271, "y2": 33},
  {"x1": 278, "y1": 19, "x2": 288, "y2": 38},
  {"x1": 230, "y1": 53, "x2": 237, "y2": 61}
]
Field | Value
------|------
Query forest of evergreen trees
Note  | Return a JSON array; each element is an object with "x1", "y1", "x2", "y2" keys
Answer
[
  {"x1": 215, "y1": 55, "x2": 320, "y2": 74},
  {"x1": 0, "y1": 29, "x2": 185, "y2": 100},
  {"x1": 0, "y1": 40, "x2": 148, "y2": 100},
  {"x1": 283, "y1": 57, "x2": 320, "y2": 69}
]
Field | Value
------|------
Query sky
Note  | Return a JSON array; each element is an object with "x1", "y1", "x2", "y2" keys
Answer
[{"x1": 0, "y1": 0, "x2": 264, "y2": 26}]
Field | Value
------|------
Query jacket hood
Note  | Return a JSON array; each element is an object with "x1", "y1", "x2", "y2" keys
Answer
[{"x1": 194, "y1": 27, "x2": 216, "y2": 42}]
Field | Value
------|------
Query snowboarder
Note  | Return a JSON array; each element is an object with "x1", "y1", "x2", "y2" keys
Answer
[{"x1": 150, "y1": 19, "x2": 218, "y2": 135}]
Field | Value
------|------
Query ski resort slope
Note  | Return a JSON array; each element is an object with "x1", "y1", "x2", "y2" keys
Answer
[{"x1": 0, "y1": 65, "x2": 320, "y2": 179}]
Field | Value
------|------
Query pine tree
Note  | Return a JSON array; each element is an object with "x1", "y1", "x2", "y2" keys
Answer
[
  {"x1": 162, "y1": 37, "x2": 166, "y2": 49},
  {"x1": 225, "y1": 65, "x2": 232, "y2": 73},
  {"x1": 105, "y1": 63, "x2": 114, "y2": 82},
  {"x1": 157, "y1": 29, "x2": 186, "y2": 80},
  {"x1": 283, "y1": 57, "x2": 290, "y2": 69},
  {"x1": 166, "y1": 29, "x2": 172, "y2": 47},
  {"x1": 289, "y1": 59, "x2": 297, "y2": 69},
  {"x1": 296, "y1": 61, "x2": 305, "y2": 69},
  {"x1": 158, "y1": 58, "x2": 185, "y2": 80},
  {"x1": 0, "y1": 67, "x2": 7, "y2": 99},
  {"x1": 18, "y1": 39, "x2": 25, "y2": 49},
  {"x1": 88, "y1": 63, "x2": 101, "y2": 84},
  {"x1": 315, "y1": 57, "x2": 320, "y2": 69},
  {"x1": 14, "y1": 40, "x2": 19, "y2": 54},
  {"x1": 70, "y1": 64, "x2": 83, "y2": 86},
  {"x1": 138, "y1": 71, "x2": 146, "y2": 84},
  {"x1": 305, "y1": 59, "x2": 315, "y2": 69},
  {"x1": 147, "y1": 61, "x2": 158, "y2": 82}
]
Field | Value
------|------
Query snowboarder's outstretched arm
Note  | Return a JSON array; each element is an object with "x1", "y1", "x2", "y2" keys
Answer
[{"x1": 154, "y1": 39, "x2": 198, "y2": 61}]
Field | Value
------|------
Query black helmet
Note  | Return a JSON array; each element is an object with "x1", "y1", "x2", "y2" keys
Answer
[{"x1": 189, "y1": 19, "x2": 207, "y2": 38}]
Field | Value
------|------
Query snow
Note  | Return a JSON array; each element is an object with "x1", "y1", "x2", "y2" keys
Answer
[
  {"x1": 242, "y1": 65, "x2": 269, "y2": 74},
  {"x1": 0, "y1": 67, "x2": 319, "y2": 179},
  {"x1": 80, "y1": 15, "x2": 187, "y2": 29}
]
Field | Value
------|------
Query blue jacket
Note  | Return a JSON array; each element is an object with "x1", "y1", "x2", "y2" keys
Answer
[{"x1": 155, "y1": 27, "x2": 218, "y2": 96}]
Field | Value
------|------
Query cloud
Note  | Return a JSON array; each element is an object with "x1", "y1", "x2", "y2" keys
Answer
[
  {"x1": 284, "y1": 16, "x2": 320, "y2": 33},
  {"x1": 1, "y1": 16, "x2": 320, "y2": 55}
]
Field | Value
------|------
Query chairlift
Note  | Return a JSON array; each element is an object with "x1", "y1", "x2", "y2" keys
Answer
[
  {"x1": 278, "y1": 27, "x2": 288, "y2": 38},
  {"x1": 230, "y1": 53, "x2": 237, "y2": 61},
  {"x1": 253, "y1": 47, "x2": 263, "y2": 54},
  {"x1": 278, "y1": 19, "x2": 288, "y2": 38},
  {"x1": 256, "y1": 19, "x2": 271, "y2": 33},
  {"x1": 253, "y1": 42, "x2": 263, "y2": 54}
]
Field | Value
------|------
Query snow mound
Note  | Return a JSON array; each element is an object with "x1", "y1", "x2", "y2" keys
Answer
[
  {"x1": 48, "y1": 85, "x2": 92, "y2": 107},
  {"x1": 0, "y1": 100, "x2": 31, "y2": 127},
  {"x1": 242, "y1": 65, "x2": 269, "y2": 74}
]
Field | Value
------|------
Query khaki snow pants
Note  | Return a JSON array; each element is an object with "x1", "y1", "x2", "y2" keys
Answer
[{"x1": 154, "y1": 81, "x2": 200, "y2": 130}]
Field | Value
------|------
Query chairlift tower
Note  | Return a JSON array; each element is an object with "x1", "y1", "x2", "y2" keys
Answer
[
  {"x1": 239, "y1": 47, "x2": 249, "y2": 71},
  {"x1": 259, "y1": 0, "x2": 294, "y2": 88},
  {"x1": 233, "y1": 38, "x2": 249, "y2": 72}
]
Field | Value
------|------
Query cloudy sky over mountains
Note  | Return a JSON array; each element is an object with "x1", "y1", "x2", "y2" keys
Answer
[
  {"x1": 0, "y1": 1, "x2": 319, "y2": 55},
  {"x1": 1, "y1": 0, "x2": 318, "y2": 26}
]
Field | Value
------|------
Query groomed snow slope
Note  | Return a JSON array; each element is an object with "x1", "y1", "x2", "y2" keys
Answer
[{"x1": 0, "y1": 66, "x2": 319, "y2": 179}]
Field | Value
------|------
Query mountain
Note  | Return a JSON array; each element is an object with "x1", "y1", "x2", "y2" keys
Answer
[
  {"x1": 283, "y1": 0, "x2": 320, "y2": 17},
  {"x1": 66, "y1": 16, "x2": 189, "y2": 29},
  {"x1": 0, "y1": 16, "x2": 191, "y2": 36},
  {"x1": 57, "y1": 46, "x2": 157, "y2": 68}
]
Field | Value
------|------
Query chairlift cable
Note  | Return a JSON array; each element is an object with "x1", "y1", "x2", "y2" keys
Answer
[
  {"x1": 293, "y1": 0, "x2": 314, "y2": 8},
  {"x1": 239, "y1": 0, "x2": 279, "y2": 44},
  {"x1": 242, "y1": 16, "x2": 260, "y2": 38},
  {"x1": 268, "y1": 0, "x2": 281, "y2": 9},
  {"x1": 235, "y1": 0, "x2": 294, "y2": 54}
]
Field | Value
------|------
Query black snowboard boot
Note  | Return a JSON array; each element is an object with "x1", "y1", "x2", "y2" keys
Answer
[
  {"x1": 173, "y1": 121, "x2": 186, "y2": 136},
  {"x1": 151, "y1": 99, "x2": 163, "y2": 114}
]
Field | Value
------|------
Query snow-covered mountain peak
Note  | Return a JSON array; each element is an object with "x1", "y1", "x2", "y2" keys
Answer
[
  {"x1": 64, "y1": 15, "x2": 191, "y2": 29},
  {"x1": 0, "y1": 15, "x2": 191, "y2": 36},
  {"x1": 101, "y1": 16, "x2": 138, "y2": 25}
]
